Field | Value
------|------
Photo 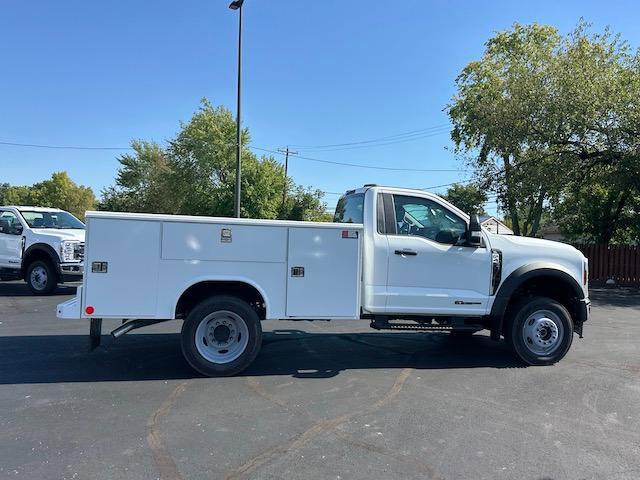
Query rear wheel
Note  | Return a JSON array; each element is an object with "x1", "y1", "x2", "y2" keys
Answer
[
  {"x1": 26, "y1": 260, "x2": 57, "y2": 295},
  {"x1": 506, "y1": 296, "x2": 573, "y2": 365},
  {"x1": 181, "y1": 295, "x2": 262, "y2": 377}
]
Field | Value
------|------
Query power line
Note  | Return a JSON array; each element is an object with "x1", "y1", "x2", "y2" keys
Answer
[
  {"x1": 0, "y1": 140, "x2": 132, "y2": 150},
  {"x1": 252, "y1": 146, "x2": 466, "y2": 173},
  {"x1": 292, "y1": 127, "x2": 451, "y2": 152},
  {"x1": 288, "y1": 124, "x2": 451, "y2": 149},
  {"x1": 0, "y1": 139, "x2": 466, "y2": 173}
]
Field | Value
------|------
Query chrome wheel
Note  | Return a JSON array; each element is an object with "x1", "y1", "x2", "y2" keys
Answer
[
  {"x1": 30, "y1": 265, "x2": 48, "y2": 291},
  {"x1": 195, "y1": 310, "x2": 249, "y2": 364},
  {"x1": 521, "y1": 309, "x2": 564, "y2": 356}
]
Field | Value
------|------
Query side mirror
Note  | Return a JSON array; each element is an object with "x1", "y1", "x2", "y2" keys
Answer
[
  {"x1": 466, "y1": 214, "x2": 482, "y2": 247},
  {"x1": 14, "y1": 224, "x2": 23, "y2": 235}
]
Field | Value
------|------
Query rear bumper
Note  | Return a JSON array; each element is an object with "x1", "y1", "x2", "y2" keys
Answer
[{"x1": 57, "y1": 286, "x2": 82, "y2": 319}]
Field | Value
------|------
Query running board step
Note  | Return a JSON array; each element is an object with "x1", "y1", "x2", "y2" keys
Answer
[{"x1": 369, "y1": 320, "x2": 482, "y2": 332}]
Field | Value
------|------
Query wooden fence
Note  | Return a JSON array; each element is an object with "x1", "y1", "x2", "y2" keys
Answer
[{"x1": 573, "y1": 244, "x2": 640, "y2": 287}]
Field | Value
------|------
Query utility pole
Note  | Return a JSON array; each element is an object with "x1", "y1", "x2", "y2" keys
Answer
[
  {"x1": 229, "y1": 0, "x2": 244, "y2": 217},
  {"x1": 278, "y1": 146, "x2": 298, "y2": 216}
]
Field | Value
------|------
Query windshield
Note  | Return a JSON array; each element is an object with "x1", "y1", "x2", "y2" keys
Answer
[
  {"x1": 19, "y1": 210, "x2": 85, "y2": 229},
  {"x1": 333, "y1": 193, "x2": 364, "y2": 223}
]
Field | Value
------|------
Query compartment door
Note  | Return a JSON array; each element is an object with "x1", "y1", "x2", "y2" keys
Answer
[
  {"x1": 286, "y1": 227, "x2": 361, "y2": 318},
  {"x1": 84, "y1": 219, "x2": 161, "y2": 318}
]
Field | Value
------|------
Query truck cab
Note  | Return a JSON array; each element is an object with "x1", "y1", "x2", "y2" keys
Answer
[
  {"x1": 338, "y1": 185, "x2": 589, "y2": 364},
  {"x1": 0, "y1": 206, "x2": 85, "y2": 294}
]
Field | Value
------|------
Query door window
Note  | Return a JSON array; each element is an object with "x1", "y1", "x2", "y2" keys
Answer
[
  {"x1": 391, "y1": 195, "x2": 466, "y2": 245},
  {"x1": 0, "y1": 211, "x2": 22, "y2": 235}
]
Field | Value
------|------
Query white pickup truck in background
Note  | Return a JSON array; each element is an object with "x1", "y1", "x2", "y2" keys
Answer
[
  {"x1": 57, "y1": 185, "x2": 590, "y2": 376},
  {"x1": 0, "y1": 206, "x2": 85, "y2": 294}
]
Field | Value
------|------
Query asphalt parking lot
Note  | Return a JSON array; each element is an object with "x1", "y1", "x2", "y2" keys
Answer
[{"x1": 0, "y1": 282, "x2": 638, "y2": 480}]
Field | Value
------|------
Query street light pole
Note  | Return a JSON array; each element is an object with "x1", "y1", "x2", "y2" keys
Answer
[{"x1": 229, "y1": 0, "x2": 244, "y2": 218}]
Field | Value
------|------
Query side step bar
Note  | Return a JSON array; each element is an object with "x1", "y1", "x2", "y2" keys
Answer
[{"x1": 370, "y1": 317, "x2": 484, "y2": 332}]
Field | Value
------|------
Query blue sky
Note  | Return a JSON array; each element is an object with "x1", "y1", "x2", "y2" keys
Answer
[{"x1": 1, "y1": 0, "x2": 638, "y2": 214}]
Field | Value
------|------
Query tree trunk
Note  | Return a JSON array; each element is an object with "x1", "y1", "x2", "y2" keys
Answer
[
  {"x1": 600, "y1": 191, "x2": 628, "y2": 244},
  {"x1": 503, "y1": 154, "x2": 521, "y2": 236},
  {"x1": 529, "y1": 189, "x2": 546, "y2": 237}
]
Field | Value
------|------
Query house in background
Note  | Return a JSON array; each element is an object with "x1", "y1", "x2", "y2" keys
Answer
[
  {"x1": 479, "y1": 215, "x2": 514, "y2": 235},
  {"x1": 538, "y1": 224, "x2": 568, "y2": 242}
]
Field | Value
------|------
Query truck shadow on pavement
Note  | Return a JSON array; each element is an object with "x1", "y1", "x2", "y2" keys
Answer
[
  {"x1": 0, "y1": 329, "x2": 524, "y2": 385},
  {"x1": 0, "y1": 282, "x2": 77, "y2": 297}
]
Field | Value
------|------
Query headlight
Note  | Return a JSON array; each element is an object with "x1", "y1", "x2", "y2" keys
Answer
[{"x1": 60, "y1": 241, "x2": 77, "y2": 262}]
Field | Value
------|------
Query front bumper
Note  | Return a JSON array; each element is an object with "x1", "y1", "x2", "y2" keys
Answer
[
  {"x1": 579, "y1": 298, "x2": 591, "y2": 323},
  {"x1": 575, "y1": 297, "x2": 590, "y2": 338},
  {"x1": 59, "y1": 262, "x2": 84, "y2": 282}
]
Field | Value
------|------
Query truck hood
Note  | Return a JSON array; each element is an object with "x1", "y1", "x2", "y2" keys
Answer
[
  {"x1": 487, "y1": 233, "x2": 580, "y2": 255},
  {"x1": 31, "y1": 228, "x2": 85, "y2": 242}
]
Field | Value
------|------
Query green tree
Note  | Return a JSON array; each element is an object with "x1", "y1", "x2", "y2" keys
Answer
[
  {"x1": 448, "y1": 21, "x2": 640, "y2": 241},
  {"x1": 442, "y1": 183, "x2": 487, "y2": 215},
  {"x1": 101, "y1": 99, "x2": 327, "y2": 221},
  {"x1": 553, "y1": 167, "x2": 640, "y2": 244},
  {"x1": 100, "y1": 141, "x2": 175, "y2": 213},
  {"x1": 0, "y1": 173, "x2": 95, "y2": 219}
]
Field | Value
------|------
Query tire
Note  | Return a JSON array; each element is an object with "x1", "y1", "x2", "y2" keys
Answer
[
  {"x1": 505, "y1": 296, "x2": 574, "y2": 366},
  {"x1": 26, "y1": 260, "x2": 58, "y2": 295},
  {"x1": 181, "y1": 295, "x2": 262, "y2": 377}
]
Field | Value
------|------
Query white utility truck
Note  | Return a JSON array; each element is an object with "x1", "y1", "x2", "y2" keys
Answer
[
  {"x1": 1, "y1": 206, "x2": 85, "y2": 294},
  {"x1": 57, "y1": 185, "x2": 590, "y2": 376}
]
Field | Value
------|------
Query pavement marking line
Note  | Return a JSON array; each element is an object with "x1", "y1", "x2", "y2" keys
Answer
[
  {"x1": 225, "y1": 368, "x2": 414, "y2": 480},
  {"x1": 146, "y1": 381, "x2": 189, "y2": 480}
]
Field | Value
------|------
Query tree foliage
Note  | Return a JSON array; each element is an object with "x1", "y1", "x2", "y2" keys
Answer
[
  {"x1": 0, "y1": 172, "x2": 95, "y2": 220},
  {"x1": 448, "y1": 21, "x2": 640, "y2": 242},
  {"x1": 442, "y1": 183, "x2": 487, "y2": 215},
  {"x1": 100, "y1": 99, "x2": 328, "y2": 221}
]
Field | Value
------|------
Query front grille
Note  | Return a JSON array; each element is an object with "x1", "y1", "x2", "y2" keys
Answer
[{"x1": 74, "y1": 242, "x2": 85, "y2": 261}]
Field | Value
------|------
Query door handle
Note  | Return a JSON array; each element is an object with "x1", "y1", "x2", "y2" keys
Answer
[{"x1": 394, "y1": 249, "x2": 417, "y2": 256}]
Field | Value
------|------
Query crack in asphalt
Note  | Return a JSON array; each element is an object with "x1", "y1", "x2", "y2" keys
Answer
[
  {"x1": 146, "y1": 381, "x2": 190, "y2": 480},
  {"x1": 224, "y1": 368, "x2": 438, "y2": 479}
]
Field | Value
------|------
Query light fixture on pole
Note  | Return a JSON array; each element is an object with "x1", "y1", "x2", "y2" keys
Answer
[{"x1": 229, "y1": 0, "x2": 244, "y2": 217}]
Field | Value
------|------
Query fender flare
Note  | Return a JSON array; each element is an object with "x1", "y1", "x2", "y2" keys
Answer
[
  {"x1": 171, "y1": 275, "x2": 272, "y2": 320},
  {"x1": 22, "y1": 243, "x2": 61, "y2": 275},
  {"x1": 489, "y1": 262, "x2": 585, "y2": 339}
]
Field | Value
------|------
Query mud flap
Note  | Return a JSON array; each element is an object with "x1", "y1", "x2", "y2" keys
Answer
[
  {"x1": 575, "y1": 321, "x2": 583, "y2": 339},
  {"x1": 89, "y1": 318, "x2": 102, "y2": 351}
]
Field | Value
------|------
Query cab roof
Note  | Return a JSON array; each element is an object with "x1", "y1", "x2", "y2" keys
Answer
[{"x1": 2, "y1": 206, "x2": 65, "y2": 212}]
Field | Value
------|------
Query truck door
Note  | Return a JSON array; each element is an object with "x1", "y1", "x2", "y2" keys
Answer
[
  {"x1": 0, "y1": 210, "x2": 23, "y2": 268},
  {"x1": 383, "y1": 193, "x2": 491, "y2": 316}
]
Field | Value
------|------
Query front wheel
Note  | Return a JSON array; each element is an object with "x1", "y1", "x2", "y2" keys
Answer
[
  {"x1": 506, "y1": 296, "x2": 574, "y2": 366},
  {"x1": 181, "y1": 295, "x2": 262, "y2": 377},
  {"x1": 26, "y1": 260, "x2": 58, "y2": 295}
]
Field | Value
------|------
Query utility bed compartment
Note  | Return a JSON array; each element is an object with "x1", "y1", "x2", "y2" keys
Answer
[{"x1": 79, "y1": 212, "x2": 363, "y2": 320}]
